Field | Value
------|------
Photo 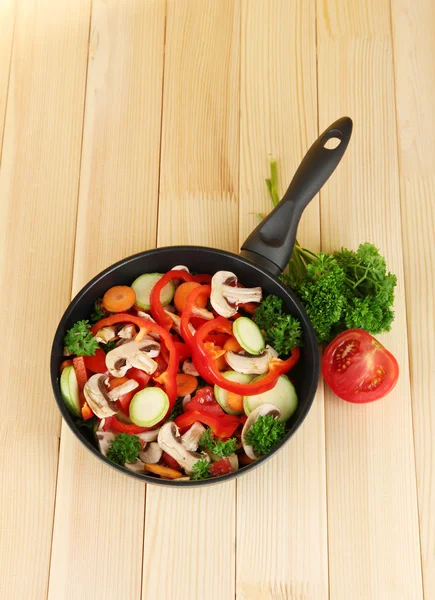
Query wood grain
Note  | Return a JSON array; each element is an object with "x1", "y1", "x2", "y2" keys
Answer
[
  {"x1": 317, "y1": 0, "x2": 423, "y2": 597},
  {"x1": 142, "y1": 2, "x2": 239, "y2": 598},
  {"x1": 47, "y1": 1, "x2": 165, "y2": 599},
  {"x1": 0, "y1": 0, "x2": 15, "y2": 157},
  {"x1": 0, "y1": 0, "x2": 91, "y2": 597},
  {"x1": 391, "y1": 0, "x2": 435, "y2": 596},
  {"x1": 236, "y1": 2, "x2": 328, "y2": 598}
]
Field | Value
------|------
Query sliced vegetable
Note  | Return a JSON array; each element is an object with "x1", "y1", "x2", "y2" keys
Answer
[
  {"x1": 72, "y1": 356, "x2": 88, "y2": 391},
  {"x1": 322, "y1": 329, "x2": 399, "y2": 403},
  {"x1": 60, "y1": 366, "x2": 81, "y2": 417},
  {"x1": 110, "y1": 416, "x2": 150, "y2": 434},
  {"x1": 143, "y1": 463, "x2": 183, "y2": 479},
  {"x1": 161, "y1": 450, "x2": 182, "y2": 471},
  {"x1": 243, "y1": 375, "x2": 298, "y2": 422},
  {"x1": 233, "y1": 317, "x2": 265, "y2": 355},
  {"x1": 127, "y1": 367, "x2": 151, "y2": 390},
  {"x1": 60, "y1": 359, "x2": 73, "y2": 373},
  {"x1": 214, "y1": 371, "x2": 252, "y2": 415},
  {"x1": 132, "y1": 273, "x2": 175, "y2": 310},
  {"x1": 175, "y1": 410, "x2": 240, "y2": 438},
  {"x1": 180, "y1": 284, "x2": 212, "y2": 345},
  {"x1": 175, "y1": 373, "x2": 198, "y2": 397},
  {"x1": 102, "y1": 285, "x2": 136, "y2": 313},
  {"x1": 129, "y1": 387, "x2": 170, "y2": 427},
  {"x1": 84, "y1": 348, "x2": 107, "y2": 373},
  {"x1": 209, "y1": 458, "x2": 233, "y2": 477},
  {"x1": 150, "y1": 270, "x2": 192, "y2": 328},
  {"x1": 223, "y1": 336, "x2": 243, "y2": 353},
  {"x1": 185, "y1": 386, "x2": 225, "y2": 417},
  {"x1": 174, "y1": 281, "x2": 205, "y2": 313},
  {"x1": 108, "y1": 376, "x2": 136, "y2": 414},
  {"x1": 81, "y1": 402, "x2": 94, "y2": 420}
]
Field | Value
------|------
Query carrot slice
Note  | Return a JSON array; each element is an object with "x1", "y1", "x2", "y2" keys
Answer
[
  {"x1": 102, "y1": 286, "x2": 136, "y2": 313},
  {"x1": 176, "y1": 373, "x2": 198, "y2": 397},
  {"x1": 223, "y1": 336, "x2": 243, "y2": 353},
  {"x1": 143, "y1": 463, "x2": 183, "y2": 479},
  {"x1": 81, "y1": 402, "x2": 94, "y2": 420},
  {"x1": 60, "y1": 359, "x2": 73, "y2": 373},
  {"x1": 226, "y1": 391, "x2": 244, "y2": 413},
  {"x1": 174, "y1": 281, "x2": 207, "y2": 313}
]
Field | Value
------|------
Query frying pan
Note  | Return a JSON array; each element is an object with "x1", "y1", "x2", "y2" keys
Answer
[{"x1": 51, "y1": 117, "x2": 353, "y2": 486}]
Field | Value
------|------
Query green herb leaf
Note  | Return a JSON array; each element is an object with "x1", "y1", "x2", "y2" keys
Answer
[
  {"x1": 167, "y1": 397, "x2": 184, "y2": 421},
  {"x1": 244, "y1": 415, "x2": 286, "y2": 456},
  {"x1": 190, "y1": 458, "x2": 211, "y2": 480},
  {"x1": 199, "y1": 428, "x2": 237, "y2": 457},
  {"x1": 106, "y1": 433, "x2": 142, "y2": 466},
  {"x1": 254, "y1": 295, "x2": 302, "y2": 354},
  {"x1": 100, "y1": 340, "x2": 117, "y2": 354},
  {"x1": 64, "y1": 320, "x2": 99, "y2": 356},
  {"x1": 90, "y1": 299, "x2": 106, "y2": 323}
]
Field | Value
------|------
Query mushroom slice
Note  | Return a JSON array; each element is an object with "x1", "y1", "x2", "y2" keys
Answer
[
  {"x1": 107, "y1": 379, "x2": 139, "y2": 402},
  {"x1": 94, "y1": 326, "x2": 118, "y2": 344},
  {"x1": 182, "y1": 359, "x2": 199, "y2": 377},
  {"x1": 182, "y1": 394, "x2": 192, "y2": 409},
  {"x1": 84, "y1": 374, "x2": 119, "y2": 418},
  {"x1": 136, "y1": 312, "x2": 160, "y2": 339},
  {"x1": 140, "y1": 442, "x2": 162, "y2": 464},
  {"x1": 210, "y1": 271, "x2": 262, "y2": 318},
  {"x1": 164, "y1": 310, "x2": 195, "y2": 336},
  {"x1": 227, "y1": 453, "x2": 239, "y2": 472},
  {"x1": 157, "y1": 422, "x2": 208, "y2": 475},
  {"x1": 105, "y1": 339, "x2": 160, "y2": 377},
  {"x1": 137, "y1": 429, "x2": 160, "y2": 443},
  {"x1": 171, "y1": 265, "x2": 190, "y2": 273},
  {"x1": 124, "y1": 460, "x2": 146, "y2": 474},
  {"x1": 225, "y1": 345, "x2": 278, "y2": 375},
  {"x1": 118, "y1": 324, "x2": 136, "y2": 340},
  {"x1": 241, "y1": 404, "x2": 281, "y2": 460},
  {"x1": 181, "y1": 422, "x2": 206, "y2": 451},
  {"x1": 96, "y1": 429, "x2": 115, "y2": 457}
]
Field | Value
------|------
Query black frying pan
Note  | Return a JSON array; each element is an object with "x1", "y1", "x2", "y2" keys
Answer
[{"x1": 51, "y1": 117, "x2": 353, "y2": 486}]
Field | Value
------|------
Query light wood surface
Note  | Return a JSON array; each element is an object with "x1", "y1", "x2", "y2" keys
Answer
[{"x1": 1, "y1": 1, "x2": 434, "y2": 599}]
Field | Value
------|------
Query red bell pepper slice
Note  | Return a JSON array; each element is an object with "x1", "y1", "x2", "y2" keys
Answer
[
  {"x1": 150, "y1": 270, "x2": 193, "y2": 329},
  {"x1": 191, "y1": 273, "x2": 212, "y2": 284},
  {"x1": 72, "y1": 356, "x2": 88, "y2": 391},
  {"x1": 81, "y1": 402, "x2": 94, "y2": 420},
  {"x1": 209, "y1": 458, "x2": 233, "y2": 477},
  {"x1": 180, "y1": 284, "x2": 211, "y2": 345},
  {"x1": 174, "y1": 341, "x2": 191, "y2": 363},
  {"x1": 184, "y1": 386, "x2": 225, "y2": 417},
  {"x1": 192, "y1": 317, "x2": 300, "y2": 396},
  {"x1": 91, "y1": 314, "x2": 178, "y2": 409},
  {"x1": 127, "y1": 367, "x2": 151, "y2": 390},
  {"x1": 84, "y1": 348, "x2": 107, "y2": 373},
  {"x1": 175, "y1": 410, "x2": 240, "y2": 438},
  {"x1": 110, "y1": 416, "x2": 150, "y2": 434},
  {"x1": 161, "y1": 451, "x2": 181, "y2": 470}
]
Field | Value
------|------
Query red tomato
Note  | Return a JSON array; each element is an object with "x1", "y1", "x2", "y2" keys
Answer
[
  {"x1": 161, "y1": 451, "x2": 181, "y2": 470},
  {"x1": 184, "y1": 386, "x2": 225, "y2": 417},
  {"x1": 84, "y1": 348, "x2": 107, "y2": 373},
  {"x1": 322, "y1": 329, "x2": 399, "y2": 403},
  {"x1": 209, "y1": 458, "x2": 233, "y2": 477},
  {"x1": 128, "y1": 367, "x2": 151, "y2": 390},
  {"x1": 107, "y1": 376, "x2": 136, "y2": 414}
]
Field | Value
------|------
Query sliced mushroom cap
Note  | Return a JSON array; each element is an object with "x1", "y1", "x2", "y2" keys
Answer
[
  {"x1": 107, "y1": 378, "x2": 139, "y2": 401},
  {"x1": 94, "y1": 326, "x2": 118, "y2": 344},
  {"x1": 136, "y1": 312, "x2": 160, "y2": 340},
  {"x1": 210, "y1": 271, "x2": 262, "y2": 317},
  {"x1": 182, "y1": 359, "x2": 199, "y2": 377},
  {"x1": 96, "y1": 429, "x2": 115, "y2": 456},
  {"x1": 164, "y1": 310, "x2": 195, "y2": 336},
  {"x1": 182, "y1": 394, "x2": 192, "y2": 409},
  {"x1": 84, "y1": 374, "x2": 119, "y2": 418},
  {"x1": 227, "y1": 453, "x2": 239, "y2": 472},
  {"x1": 171, "y1": 265, "x2": 190, "y2": 273},
  {"x1": 139, "y1": 442, "x2": 162, "y2": 464},
  {"x1": 181, "y1": 421, "x2": 206, "y2": 451},
  {"x1": 124, "y1": 460, "x2": 146, "y2": 473},
  {"x1": 192, "y1": 306, "x2": 214, "y2": 320},
  {"x1": 157, "y1": 422, "x2": 208, "y2": 475},
  {"x1": 118, "y1": 324, "x2": 136, "y2": 340},
  {"x1": 241, "y1": 404, "x2": 281, "y2": 460},
  {"x1": 105, "y1": 339, "x2": 160, "y2": 377},
  {"x1": 137, "y1": 429, "x2": 160, "y2": 443},
  {"x1": 225, "y1": 345, "x2": 278, "y2": 375}
]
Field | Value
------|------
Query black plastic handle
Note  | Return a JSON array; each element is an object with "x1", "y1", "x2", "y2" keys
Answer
[{"x1": 240, "y1": 116, "x2": 353, "y2": 275}]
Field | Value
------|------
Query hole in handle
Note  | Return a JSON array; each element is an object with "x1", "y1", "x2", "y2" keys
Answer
[{"x1": 324, "y1": 137, "x2": 342, "y2": 150}]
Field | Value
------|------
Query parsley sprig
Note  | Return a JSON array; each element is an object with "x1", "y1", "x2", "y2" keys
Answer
[{"x1": 64, "y1": 320, "x2": 98, "y2": 356}]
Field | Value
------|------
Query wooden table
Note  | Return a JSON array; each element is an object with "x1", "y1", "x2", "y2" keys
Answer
[{"x1": 1, "y1": 1, "x2": 434, "y2": 598}]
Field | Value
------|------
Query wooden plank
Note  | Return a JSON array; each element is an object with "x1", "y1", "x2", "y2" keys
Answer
[
  {"x1": 0, "y1": 0, "x2": 91, "y2": 598},
  {"x1": 317, "y1": 1, "x2": 423, "y2": 598},
  {"x1": 236, "y1": 1, "x2": 328, "y2": 598},
  {"x1": 47, "y1": 1, "x2": 165, "y2": 599},
  {"x1": 391, "y1": 0, "x2": 435, "y2": 596},
  {"x1": 0, "y1": 0, "x2": 15, "y2": 157},
  {"x1": 142, "y1": 2, "x2": 239, "y2": 598}
]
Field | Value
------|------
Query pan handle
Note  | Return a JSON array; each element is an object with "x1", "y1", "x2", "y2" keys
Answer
[{"x1": 240, "y1": 117, "x2": 353, "y2": 275}]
